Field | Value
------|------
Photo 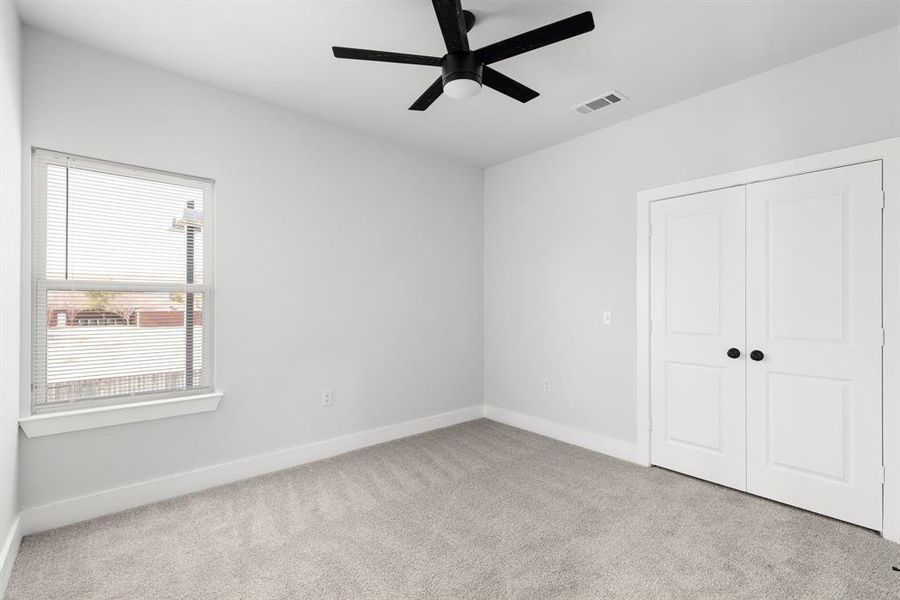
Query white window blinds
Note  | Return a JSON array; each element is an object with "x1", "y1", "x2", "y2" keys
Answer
[{"x1": 32, "y1": 150, "x2": 214, "y2": 412}]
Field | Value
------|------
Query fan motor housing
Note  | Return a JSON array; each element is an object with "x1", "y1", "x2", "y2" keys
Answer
[{"x1": 441, "y1": 52, "x2": 483, "y2": 87}]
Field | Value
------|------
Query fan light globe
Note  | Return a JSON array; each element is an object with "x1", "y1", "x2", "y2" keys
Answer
[{"x1": 444, "y1": 78, "x2": 482, "y2": 99}]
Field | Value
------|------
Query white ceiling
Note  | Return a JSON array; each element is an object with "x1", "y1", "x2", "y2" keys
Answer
[{"x1": 14, "y1": 0, "x2": 900, "y2": 166}]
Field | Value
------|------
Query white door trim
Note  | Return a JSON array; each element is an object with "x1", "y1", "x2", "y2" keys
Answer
[{"x1": 635, "y1": 137, "x2": 900, "y2": 543}]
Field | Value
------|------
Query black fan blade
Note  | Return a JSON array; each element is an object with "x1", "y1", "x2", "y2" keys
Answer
[
  {"x1": 482, "y1": 67, "x2": 539, "y2": 103},
  {"x1": 432, "y1": 0, "x2": 469, "y2": 53},
  {"x1": 476, "y1": 11, "x2": 594, "y2": 65},
  {"x1": 332, "y1": 47, "x2": 442, "y2": 66},
  {"x1": 409, "y1": 77, "x2": 444, "y2": 111}
]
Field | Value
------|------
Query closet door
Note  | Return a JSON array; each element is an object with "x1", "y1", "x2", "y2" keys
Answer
[
  {"x1": 650, "y1": 187, "x2": 747, "y2": 490},
  {"x1": 746, "y1": 162, "x2": 883, "y2": 530}
]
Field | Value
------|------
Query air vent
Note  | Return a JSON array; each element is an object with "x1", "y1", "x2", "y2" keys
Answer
[{"x1": 572, "y1": 90, "x2": 626, "y2": 114}]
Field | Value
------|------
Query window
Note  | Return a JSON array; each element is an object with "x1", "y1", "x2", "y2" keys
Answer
[{"x1": 32, "y1": 149, "x2": 214, "y2": 413}]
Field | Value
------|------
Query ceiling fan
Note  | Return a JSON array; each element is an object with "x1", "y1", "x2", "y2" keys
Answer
[{"x1": 332, "y1": 1, "x2": 595, "y2": 111}]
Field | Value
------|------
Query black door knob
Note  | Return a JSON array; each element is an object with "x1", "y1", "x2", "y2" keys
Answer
[
  {"x1": 727, "y1": 348, "x2": 741, "y2": 359},
  {"x1": 750, "y1": 350, "x2": 765, "y2": 361}
]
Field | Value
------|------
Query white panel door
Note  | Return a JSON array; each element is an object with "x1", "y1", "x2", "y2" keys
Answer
[
  {"x1": 650, "y1": 187, "x2": 747, "y2": 490},
  {"x1": 746, "y1": 162, "x2": 883, "y2": 530}
]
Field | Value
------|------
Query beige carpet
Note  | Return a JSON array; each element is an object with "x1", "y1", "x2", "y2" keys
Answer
[{"x1": 6, "y1": 419, "x2": 900, "y2": 599}]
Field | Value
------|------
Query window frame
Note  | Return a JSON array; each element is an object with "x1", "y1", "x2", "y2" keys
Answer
[{"x1": 31, "y1": 148, "x2": 216, "y2": 415}]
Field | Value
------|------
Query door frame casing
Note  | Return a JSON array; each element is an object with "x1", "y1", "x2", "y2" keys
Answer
[{"x1": 635, "y1": 137, "x2": 900, "y2": 542}]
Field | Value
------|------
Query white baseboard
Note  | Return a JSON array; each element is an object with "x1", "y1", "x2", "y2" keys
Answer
[
  {"x1": 483, "y1": 404, "x2": 640, "y2": 464},
  {"x1": 19, "y1": 404, "x2": 639, "y2": 539},
  {"x1": 0, "y1": 515, "x2": 22, "y2": 599},
  {"x1": 20, "y1": 405, "x2": 484, "y2": 536}
]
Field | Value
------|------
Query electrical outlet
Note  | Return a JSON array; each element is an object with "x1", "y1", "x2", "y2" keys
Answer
[
  {"x1": 603, "y1": 310, "x2": 613, "y2": 325},
  {"x1": 543, "y1": 379, "x2": 551, "y2": 393},
  {"x1": 321, "y1": 389, "x2": 333, "y2": 407}
]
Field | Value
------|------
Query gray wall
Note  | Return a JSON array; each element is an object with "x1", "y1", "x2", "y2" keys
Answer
[
  {"x1": 19, "y1": 28, "x2": 484, "y2": 509},
  {"x1": 0, "y1": 0, "x2": 22, "y2": 559},
  {"x1": 484, "y1": 26, "x2": 900, "y2": 446}
]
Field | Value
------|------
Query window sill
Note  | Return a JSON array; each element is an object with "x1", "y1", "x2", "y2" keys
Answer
[{"x1": 19, "y1": 392, "x2": 223, "y2": 438}]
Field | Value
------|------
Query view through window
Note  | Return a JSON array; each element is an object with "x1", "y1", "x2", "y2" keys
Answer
[{"x1": 32, "y1": 150, "x2": 213, "y2": 412}]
